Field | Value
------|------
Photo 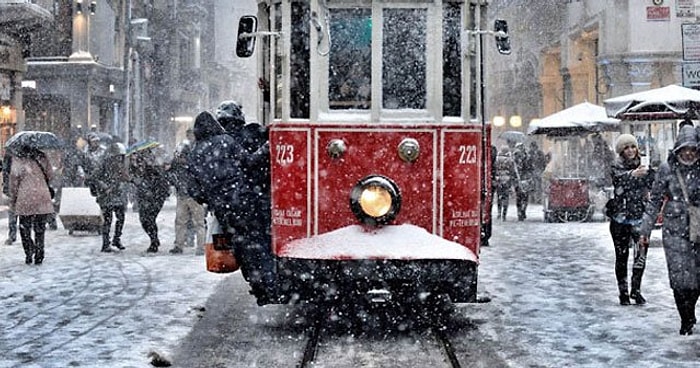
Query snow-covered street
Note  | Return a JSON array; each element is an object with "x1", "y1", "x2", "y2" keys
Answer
[
  {"x1": 1, "y1": 199, "x2": 699, "y2": 367},
  {"x1": 0, "y1": 196, "x2": 223, "y2": 368}
]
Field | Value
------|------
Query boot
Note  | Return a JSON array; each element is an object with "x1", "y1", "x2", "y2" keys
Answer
[
  {"x1": 22, "y1": 239, "x2": 34, "y2": 264},
  {"x1": 169, "y1": 246, "x2": 183, "y2": 254},
  {"x1": 618, "y1": 282, "x2": 630, "y2": 305},
  {"x1": 146, "y1": 240, "x2": 159, "y2": 253},
  {"x1": 34, "y1": 249, "x2": 44, "y2": 265},
  {"x1": 101, "y1": 235, "x2": 112, "y2": 253},
  {"x1": 680, "y1": 319, "x2": 695, "y2": 335},
  {"x1": 630, "y1": 268, "x2": 646, "y2": 305},
  {"x1": 112, "y1": 237, "x2": 125, "y2": 250}
]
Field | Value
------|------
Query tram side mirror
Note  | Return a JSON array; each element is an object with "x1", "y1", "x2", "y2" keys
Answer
[
  {"x1": 236, "y1": 16, "x2": 258, "y2": 58},
  {"x1": 494, "y1": 19, "x2": 511, "y2": 55}
]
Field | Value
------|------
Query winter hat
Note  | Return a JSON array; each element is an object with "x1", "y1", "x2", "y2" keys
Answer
[
  {"x1": 673, "y1": 125, "x2": 698, "y2": 154},
  {"x1": 614, "y1": 134, "x2": 637, "y2": 155}
]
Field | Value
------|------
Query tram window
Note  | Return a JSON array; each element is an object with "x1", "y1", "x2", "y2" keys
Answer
[
  {"x1": 329, "y1": 8, "x2": 372, "y2": 110},
  {"x1": 290, "y1": 2, "x2": 310, "y2": 118},
  {"x1": 383, "y1": 9, "x2": 427, "y2": 110},
  {"x1": 443, "y1": 3, "x2": 462, "y2": 117}
]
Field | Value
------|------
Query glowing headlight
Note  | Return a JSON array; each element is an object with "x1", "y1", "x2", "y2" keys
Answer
[{"x1": 350, "y1": 175, "x2": 401, "y2": 226}]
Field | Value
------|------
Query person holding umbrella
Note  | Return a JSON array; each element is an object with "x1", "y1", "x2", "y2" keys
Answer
[
  {"x1": 128, "y1": 141, "x2": 170, "y2": 253},
  {"x1": 8, "y1": 146, "x2": 55, "y2": 265},
  {"x1": 91, "y1": 142, "x2": 129, "y2": 252}
]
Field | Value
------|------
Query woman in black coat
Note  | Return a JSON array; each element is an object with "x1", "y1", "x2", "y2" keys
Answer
[
  {"x1": 92, "y1": 143, "x2": 129, "y2": 252},
  {"x1": 130, "y1": 145, "x2": 171, "y2": 253},
  {"x1": 608, "y1": 134, "x2": 655, "y2": 306},
  {"x1": 641, "y1": 125, "x2": 700, "y2": 335}
]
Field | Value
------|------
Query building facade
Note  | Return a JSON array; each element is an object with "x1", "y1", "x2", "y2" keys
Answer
[
  {"x1": 0, "y1": 0, "x2": 53, "y2": 148},
  {"x1": 486, "y1": 0, "x2": 693, "y2": 135},
  {"x1": 11, "y1": 0, "x2": 237, "y2": 153}
]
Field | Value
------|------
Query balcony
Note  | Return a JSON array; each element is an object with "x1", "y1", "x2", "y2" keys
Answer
[{"x1": 0, "y1": 0, "x2": 53, "y2": 31}]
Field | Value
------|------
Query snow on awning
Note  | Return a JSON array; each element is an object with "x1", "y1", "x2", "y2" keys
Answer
[
  {"x1": 604, "y1": 84, "x2": 700, "y2": 120},
  {"x1": 528, "y1": 102, "x2": 620, "y2": 136}
]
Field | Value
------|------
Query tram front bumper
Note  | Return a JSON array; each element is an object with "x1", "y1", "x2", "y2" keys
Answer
[{"x1": 276, "y1": 257, "x2": 478, "y2": 304}]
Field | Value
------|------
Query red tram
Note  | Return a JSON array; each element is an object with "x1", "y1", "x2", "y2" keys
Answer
[{"x1": 212, "y1": 0, "x2": 508, "y2": 304}]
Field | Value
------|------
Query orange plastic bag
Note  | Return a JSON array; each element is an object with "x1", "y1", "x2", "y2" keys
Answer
[{"x1": 204, "y1": 216, "x2": 239, "y2": 273}]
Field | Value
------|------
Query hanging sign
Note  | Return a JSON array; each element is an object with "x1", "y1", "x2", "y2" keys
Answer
[{"x1": 682, "y1": 24, "x2": 700, "y2": 61}]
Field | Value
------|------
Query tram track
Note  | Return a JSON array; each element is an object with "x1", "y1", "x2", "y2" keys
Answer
[{"x1": 296, "y1": 300, "x2": 464, "y2": 368}]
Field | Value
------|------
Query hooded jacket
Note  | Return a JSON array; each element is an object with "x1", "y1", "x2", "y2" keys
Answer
[
  {"x1": 187, "y1": 111, "x2": 269, "y2": 223},
  {"x1": 640, "y1": 125, "x2": 700, "y2": 290}
]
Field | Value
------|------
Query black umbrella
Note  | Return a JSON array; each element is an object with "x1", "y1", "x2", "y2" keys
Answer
[{"x1": 5, "y1": 131, "x2": 63, "y2": 155}]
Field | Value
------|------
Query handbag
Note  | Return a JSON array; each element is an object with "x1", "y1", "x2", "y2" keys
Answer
[
  {"x1": 32, "y1": 157, "x2": 55, "y2": 199},
  {"x1": 604, "y1": 197, "x2": 619, "y2": 218},
  {"x1": 676, "y1": 171, "x2": 700, "y2": 243},
  {"x1": 519, "y1": 179, "x2": 532, "y2": 192}
]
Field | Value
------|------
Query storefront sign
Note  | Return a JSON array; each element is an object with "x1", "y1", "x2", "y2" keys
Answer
[
  {"x1": 647, "y1": 6, "x2": 670, "y2": 21},
  {"x1": 677, "y1": 0, "x2": 695, "y2": 18},
  {"x1": 683, "y1": 62, "x2": 700, "y2": 87},
  {"x1": 683, "y1": 23, "x2": 700, "y2": 61}
]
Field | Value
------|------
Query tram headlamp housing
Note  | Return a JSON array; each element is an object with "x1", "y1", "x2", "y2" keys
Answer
[
  {"x1": 327, "y1": 139, "x2": 347, "y2": 159},
  {"x1": 397, "y1": 138, "x2": 420, "y2": 163},
  {"x1": 350, "y1": 175, "x2": 401, "y2": 226}
]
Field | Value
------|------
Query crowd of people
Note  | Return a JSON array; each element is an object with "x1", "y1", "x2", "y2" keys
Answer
[
  {"x1": 3, "y1": 102, "x2": 700, "y2": 330},
  {"x1": 0, "y1": 99, "x2": 277, "y2": 304},
  {"x1": 493, "y1": 141, "x2": 547, "y2": 222},
  {"x1": 490, "y1": 126, "x2": 700, "y2": 337}
]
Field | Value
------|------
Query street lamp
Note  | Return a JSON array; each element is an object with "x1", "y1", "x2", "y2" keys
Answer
[
  {"x1": 509, "y1": 115, "x2": 522, "y2": 128},
  {"x1": 493, "y1": 115, "x2": 505, "y2": 127},
  {"x1": 75, "y1": 0, "x2": 83, "y2": 14}
]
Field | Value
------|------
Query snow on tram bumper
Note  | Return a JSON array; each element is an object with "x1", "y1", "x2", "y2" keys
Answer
[{"x1": 277, "y1": 224, "x2": 478, "y2": 303}]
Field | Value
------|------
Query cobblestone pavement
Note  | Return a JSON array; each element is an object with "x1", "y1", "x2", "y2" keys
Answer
[{"x1": 0, "y1": 195, "x2": 224, "y2": 368}]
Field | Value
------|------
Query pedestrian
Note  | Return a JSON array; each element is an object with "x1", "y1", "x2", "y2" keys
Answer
[
  {"x1": 129, "y1": 143, "x2": 171, "y2": 253},
  {"x1": 167, "y1": 131, "x2": 206, "y2": 255},
  {"x1": 82, "y1": 132, "x2": 108, "y2": 199},
  {"x1": 91, "y1": 142, "x2": 129, "y2": 252},
  {"x1": 607, "y1": 134, "x2": 654, "y2": 306},
  {"x1": 187, "y1": 110, "x2": 277, "y2": 304},
  {"x1": 8, "y1": 147, "x2": 55, "y2": 265},
  {"x1": 494, "y1": 146, "x2": 515, "y2": 221},
  {"x1": 481, "y1": 145, "x2": 498, "y2": 247},
  {"x1": 2, "y1": 154, "x2": 18, "y2": 245},
  {"x1": 528, "y1": 141, "x2": 547, "y2": 204},
  {"x1": 589, "y1": 133, "x2": 615, "y2": 187},
  {"x1": 640, "y1": 125, "x2": 700, "y2": 335},
  {"x1": 215, "y1": 100, "x2": 271, "y2": 251},
  {"x1": 513, "y1": 142, "x2": 533, "y2": 221}
]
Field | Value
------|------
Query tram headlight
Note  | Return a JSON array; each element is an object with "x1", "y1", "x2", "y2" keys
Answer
[{"x1": 350, "y1": 175, "x2": 401, "y2": 226}]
